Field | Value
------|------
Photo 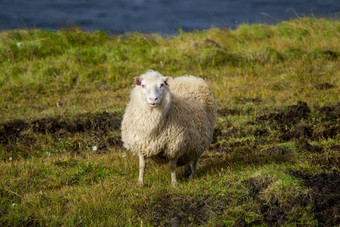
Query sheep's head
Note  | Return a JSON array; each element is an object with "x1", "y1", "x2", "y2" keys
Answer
[{"x1": 134, "y1": 70, "x2": 173, "y2": 108}]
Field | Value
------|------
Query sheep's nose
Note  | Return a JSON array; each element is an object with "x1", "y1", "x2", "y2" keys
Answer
[{"x1": 149, "y1": 97, "x2": 158, "y2": 102}]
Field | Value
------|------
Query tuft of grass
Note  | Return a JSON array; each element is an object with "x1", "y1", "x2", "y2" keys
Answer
[{"x1": 0, "y1": 17, "x2": 339, "y2": 226}]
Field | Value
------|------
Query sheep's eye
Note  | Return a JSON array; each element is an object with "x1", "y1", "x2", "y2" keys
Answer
[
  {"x1": 160, "y1": 84, "x2": 164, "y2": 88},
  {"x1": 141, "y1": 84, "x2": 145, "y2": 88}
]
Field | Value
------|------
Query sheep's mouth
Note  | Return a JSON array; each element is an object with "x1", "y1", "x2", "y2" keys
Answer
[{"x1": 148, "y1": 103, "x2": 160, "y2": 108}]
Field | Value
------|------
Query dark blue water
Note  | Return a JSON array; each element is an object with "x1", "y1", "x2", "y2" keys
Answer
[{"x1": 1, "y1": 0, "x2": 339, "y2": 34}]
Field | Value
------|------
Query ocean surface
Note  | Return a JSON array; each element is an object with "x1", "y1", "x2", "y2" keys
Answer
[{"x1": 1, "y1": 0, "x2": 339, "y2": 34}]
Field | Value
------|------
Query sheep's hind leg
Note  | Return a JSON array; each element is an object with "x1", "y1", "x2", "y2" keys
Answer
[
  {"x1": 184, "y1": 164, "x2": 192, "y2": 179},
  {"x1": 189, "y1": 159, "x2": 199, "y2": 179},
  {"x1": 169, "y1": 159, "x2": 178, "y2": 187},
  {"x1": 138, "y1": 154, "x2": 146, "y2": 186}
]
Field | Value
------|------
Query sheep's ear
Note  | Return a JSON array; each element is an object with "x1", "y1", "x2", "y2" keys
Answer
[
  {"x1": 134, "y1": 77, "x2": 142, "y2": 86},
  {"x1": 164, "y1": 77, "x2": 173, "y2": 86}
]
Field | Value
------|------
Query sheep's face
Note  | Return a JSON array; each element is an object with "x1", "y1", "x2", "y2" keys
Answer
[{"x1": 135, "y1": 71, "x2": 172, "y2": 108}]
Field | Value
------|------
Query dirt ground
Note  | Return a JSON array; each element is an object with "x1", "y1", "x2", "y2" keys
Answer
[{"x1": 0, "y1": 112, "x2": 123, "y2": 157}]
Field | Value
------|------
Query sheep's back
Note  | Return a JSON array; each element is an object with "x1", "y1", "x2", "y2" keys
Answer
[{"x1": 169, "y1": 76, "x2": 217, "y2": 129}]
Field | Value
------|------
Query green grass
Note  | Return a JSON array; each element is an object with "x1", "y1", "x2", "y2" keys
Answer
[{"x1": 1, "y1": 17, "x2": 340, "y2": 226}]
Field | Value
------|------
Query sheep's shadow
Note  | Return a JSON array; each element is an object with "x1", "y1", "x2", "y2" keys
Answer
[{"x1": 192, "y1": 149, "x2": 293, "y2": 179}]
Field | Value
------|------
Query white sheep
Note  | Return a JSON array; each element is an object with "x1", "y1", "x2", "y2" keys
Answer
[{"x1": 121, "y1": 70, "x2": 217, "y2": 186}]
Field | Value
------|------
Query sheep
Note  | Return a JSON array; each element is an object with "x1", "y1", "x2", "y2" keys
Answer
[{"x1": 121, "y1": 70, "x2": 217, "y2": 186}]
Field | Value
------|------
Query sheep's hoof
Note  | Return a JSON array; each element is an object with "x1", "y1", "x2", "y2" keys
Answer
[
  {"x1": 137, "y1": 180, "x2": 144, "y2": 187},
  {"x1": 171, "y1": 181, "x2": 178, "y2": 187},
  {"x1": 189, "y1": 173, "x2": 197, "y2": 179}
]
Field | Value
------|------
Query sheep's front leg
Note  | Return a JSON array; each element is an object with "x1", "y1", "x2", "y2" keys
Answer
[
  {"x1": 138, "y1": 154, "x2": 146, "y2": 186},
  {"x1": 169, "y1": 159, "x2": 178, "y2": 187}
]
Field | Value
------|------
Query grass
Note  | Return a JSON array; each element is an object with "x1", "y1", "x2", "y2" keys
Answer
[{"x1": 0, "y1": 17, "x2": 339, "y2": 226}]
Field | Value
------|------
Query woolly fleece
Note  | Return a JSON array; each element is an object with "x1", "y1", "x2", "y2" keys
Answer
[{"x1": 121, "y1": 71, "x2": 217, "y2": 166}]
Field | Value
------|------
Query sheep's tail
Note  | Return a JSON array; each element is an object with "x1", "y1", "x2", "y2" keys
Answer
[{"x1": 169, "y1": 75, "x2": 217, "y2": 128}]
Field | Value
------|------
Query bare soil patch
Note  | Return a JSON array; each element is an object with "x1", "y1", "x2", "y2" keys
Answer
[
  {"x1": 139, "y1": 193, "x2": 226, "y2": 226},
  {"x1": 315, "y1": 82, "x2": 335, "y2": 90},
  {"x1": 233, "y1": 217, "x2": 261, "y2": 227},
  {"x1": 241, "y1": 174, "x2": 328, "y2": 226},
  {"x1": 0, "y1": 119, "x2": 30, "y2": 145},
  {"x1": 242, "y1": 176, "x2": 288, "y2": 225},
  {"x1": 315, "y1": 101, "x2": 340, "y2": 121},
  {"x1": 256, "y1": 101, "x2": 339, "y2": 141},
  {"x1": 243, "y1": 176, "x2": 272, "y2": 198},
  {"x1": 31, "y1": 112, "x2": 121, "y2": 137},
  {"x1": 322, "y1": 50, "x2": 339, "y2": 60},
  {"x1": 0, "y1": 112, "x2": 123, "y2": 148},
  {"x1": 290, "y1": 170, "x2": 340, "y2": 226},
  {"x1": 297, "y1": 139, "x2": 323, "y2": 153},
  {"x1": 257, "y1": 101, "x2": 311, "y2": 128}
]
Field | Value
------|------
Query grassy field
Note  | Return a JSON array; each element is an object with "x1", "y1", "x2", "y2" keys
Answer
[{"x1": 0, "y1": 17, "x2": 339, "y2": 226}]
